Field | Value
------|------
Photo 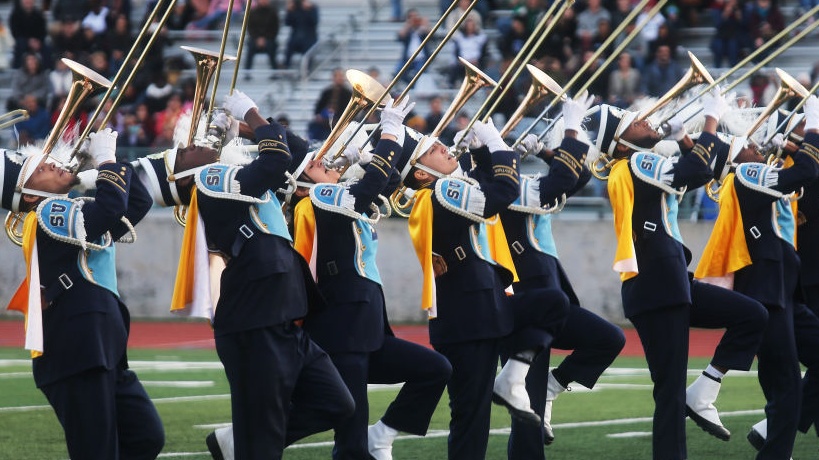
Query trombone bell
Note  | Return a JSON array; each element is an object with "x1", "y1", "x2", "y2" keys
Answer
[
  {"x1": 742, "y1": 68, "x2": 810, "y2": 140},
  {"x1": 500, "y1": 64, "x2": 565, "y2": 138},
  {"x1": 180, "y1": 45, "x2": 237, "y2": 146},
  {"x1": 638, "y1": 51, "x2": 714, "y2": 123}
]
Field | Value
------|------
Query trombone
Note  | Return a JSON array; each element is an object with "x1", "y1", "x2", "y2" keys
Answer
[
  {"x1": 705, "y1": 68, "x2": 809, "y2": 202},
  {"x1": 0, "y1": 109, "x2": 28, "y2": 131}
]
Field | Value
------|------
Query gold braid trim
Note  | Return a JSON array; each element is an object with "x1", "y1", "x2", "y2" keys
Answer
[
  {"x1": 801, "y1": 142, "x2": 819, "y2": 165},
  {"x1": 368, "y1": 155, "x2": 390, "y2": 178},
  {"x1": 97, "y1": 170, "x2": 127, "y2": 193},
  {"x1": 258, "y1": 139, "x2": 288, "y2": 155}
]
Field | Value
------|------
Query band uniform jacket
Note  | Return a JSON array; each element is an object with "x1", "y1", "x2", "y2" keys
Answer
[
  {"x1": 426, "y1": 146, "x2": 520, "y2": 346},
  {"x1": 731, "y1": 132, "x2": 819, "y2": 309},
  {"x1": 302, "y1": 139, "x2": 403, "y2": 353},
  {"x1": 613, "y1": 133, "x2": 717, "y2": 318},
  {"x1": 500, "y1": 137, "x2": 590, "y2": 298},
  {"x1": 196, "y1": 123, "x2": 323, "y2": 336},
  {"x1": 32, "y1": 162, "x2": 152, "y2": 388}
]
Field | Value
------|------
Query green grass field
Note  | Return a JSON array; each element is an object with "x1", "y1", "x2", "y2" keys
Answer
[{"x1": 1, "y1": 348, "x2": 816, "y2": 459}]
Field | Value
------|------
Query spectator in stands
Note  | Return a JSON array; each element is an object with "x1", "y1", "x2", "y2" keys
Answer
[
  {"x1": 135, "y1": 102, "x2": 156, "y2": 145},
  {"x1": 540, "y1": 6, "x2": 578, "y2": 65},
  {"x1": 106, "y1": 0, "x2": 131, "y2": 28},
  {"x1": 499, "y1": 15, "x2": 528, "y2": 60},
  {"x1": 591, "y1": 18, "x2": 613, "y2": 54},
  {"x1": 48, "y1": 55, "x2": 73, "y2": 101},
  {"x1": 48, "y1": 95, "x2": 87, "y2": 143},
  {"x1": 610, "y1": 0, "x2": 632, "y2": 29},
  {"x1": 424, "y1": 95, "x2": 446, "y2": 135},
  {"x1": 8, "y1": 52, "x2": 49, "y2": 111},
  {"x1": 52, "y1": 0, "x2": 91, "y2": 23},
  {"x1": 144, "y1": 72, "x2": 174, "y2": 114},
  {"x1": 389, "y1": 0, "x2": 402, "y2": 22},
  {"x1": 88, "y1": 51, "x2": 111, "y2": 79},
  {"x1": 307, "y1": 67, "x2": 352, "y2": 142},
  {"x1": 152, "y1": 91, "x2": 184, "y2": 147},
  {"x1": 576, "y1": 0, "x2": 611, "y2": 52},
  {"x1": 747, "y1": 0, "x2": 784, "y2": 64},
  {"x1": 165, "y1": 0, "x2": 196, "y2": 30},
  {"x1": 646, "y1": 22, "x2": 678, "y2": 63},
  {"x1": 709, "y1": 0, "x2": 745, "y2": 68},
  {"x1": 106, "y1": 14, "x2": 133, "y2": 73},
  {"x1": 636, "y1": 2, "x2": 666, "y2": 49},
  {"x1": 515, "y1": 0, "x2": 547, "y2": 35},
  {"x1": 396, "y1": 8, "x2": 431, "y2": 83},
  {"x1": 576, "y1": 49, "x2": 609, "y2": 100},
  {"x1": 640, "y1": 44, "x2": 683, "y2": 97},
  {"x1": 748, "y1": 71, "x2": 775, "y2": 106},
  {"x1": 0, "y1": 20, "x2": 15, "y2": 73},
  {"x1": 9, "y1": 0, "x2": 48, "y2": 69},
  {"x1": 118, "y1": 111, "x2": 150, "y2": 159},
  {"x1": 82, "y1": 0, "x2": 110, "y2": 39},
  {"x1": 51, "y1": 17, "x2": 91, "y2": 62},
  {"x1": 186, "y1": 0, "x2": 244, "y2": 30},
  {"x1": 445, "y1": 0, "x2": 483, "y2": 32},
  {"x1": 244, "y1": 0, "x2": 280, "y2": 79},
  {"x1": 449, "y1": 16, "x2": 489, "y2": 87},
  {"x1": 607, "y1": 52, "x2": 640, "y2": 108},
  {"x1": 16, "y1": 94, "x2": 50, "y2": 145},
  {"x1": 284, "y1": 0, "x2": 319, "y2": 69}
]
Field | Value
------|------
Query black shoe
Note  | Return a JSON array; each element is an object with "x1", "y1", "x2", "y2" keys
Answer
[
  {"x1": 686, "y1": 405, "x2": 730, "y2": 441},
  {"x1": 206, "y1": 431, "x2": 225, "y2": 460},
  {"x1": 492, "y1": 392, "x2": 542, "y2": 427},
  {"x1": 747, "y1": 427, "x2": 765, "y2": 451},
  {"x1": 544, "y1": 424, "x2": 555, "y2": 445}
]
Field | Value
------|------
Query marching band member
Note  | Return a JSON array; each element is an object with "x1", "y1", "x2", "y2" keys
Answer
[
  {"x1": 171, "y1": 90, "x2": 355, "y2": 460},
  {"x1": 596, "y1": 90, "x2": 768, "y2": 460},
  {"x1": 498, "y1": 93, "x2": 626, "y2": 457},
  {"x1": 4, "y1": 129, "x2": 165, "y2": 459},
  {"x1": 402, "y1": 116, "x2": 571, "y2": 460},
  {"x1": 285, "y1": 96, "x2": 452, "y2": 460},
  {"x1": 695, "y1": 100, "x2": 819, "y2": 458}
]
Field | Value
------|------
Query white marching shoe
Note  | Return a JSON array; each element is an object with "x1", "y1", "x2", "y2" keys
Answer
[
  {"x1": 368, "y1": 420, "x2": 398, "y2": 460},
  {"x1": 747, "y1": 419, "x2": 767, "y2": 451},
  {"x1": 543, "y1": 370, "x2": 567, "y2": 445},
  {"x1": 686, "y1": 372, "x2": 730, "y2": 441},
  {"x1": 493, "y1": 358, "x2": 542, "y2": 426},
  {"x1": 206, "y1": 425, "x2": 234, "y2": 460}
]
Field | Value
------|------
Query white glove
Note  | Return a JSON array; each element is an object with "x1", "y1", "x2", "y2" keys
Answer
[
  {"x1": 563, "y1": 91, "x2": 595, "y2": 132},
  {"x1": 663, "y1": 113, "x2": 687, "y2": 141},
  {"x1": 453, "y1": 127, "x2": 480, "y2": 150},
  {"x1": 472, "y1": 118, "x2": 508, "y2": 152},
  {"x1": 222, "y1": 89, "x2": 258, "y2": 120},
  {"x1": 515, "y1": 133, "x2": 544, "y2": 157},
  {"x1": 380, "y1": 96, "x2": 414, "y2": 146},
  {"x1": 701, "y1": 86, "x2": 730, "y2": 121},
  {"x1": 770, "y1": 132, "x2": 786, "y2": 150},
  {"x1": 74, "y1": 169, "x2": 98, "y2": 193},
  {"x1": 87, "y1": 128, "x2": 118, "y2": 165},
  {"x1": 209, "y1": 111, "x2": 239, "y2": 143},
  {"x1": 323, "y1": 144, "x2": 373, "y2": 169},
  {"x1": 804, "y1": 95, "x2": 819, "y2": 132}
]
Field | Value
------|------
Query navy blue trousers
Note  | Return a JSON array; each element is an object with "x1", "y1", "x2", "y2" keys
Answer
[
  {"x1": 327, "y1": 336, "x2": 452, "y2": 460},
  {"x1": 216, "y1": 323, "x2": 355, "y2": 460},
  {"x1": 41, "y1": 367, "x2": 165, "y2": 460}
]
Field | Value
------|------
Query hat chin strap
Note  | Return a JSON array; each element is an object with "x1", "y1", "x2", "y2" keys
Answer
[
  {"x1": 413, "y1": 162, "x2": 445, "y2": 181},
  {"x1": 613, "y1": 137, "x2": 648, "y2": 154},
  {"x1": 14, "y1": 188, "x2": 66, "y2": 212}
]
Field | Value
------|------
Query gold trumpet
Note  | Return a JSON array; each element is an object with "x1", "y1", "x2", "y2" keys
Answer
[
  {"x1": 705, "y1": 68, "x2": 809, "y2": 202},
  {"x1": 389, "y1": 60, "x2": 497, "y2": 217},
  {"x1": 590, "y1": 51, "x2": 714, "y2": 181},
  {"x1": 500, "y1": 64, "x2": 565, "y2": 139}
]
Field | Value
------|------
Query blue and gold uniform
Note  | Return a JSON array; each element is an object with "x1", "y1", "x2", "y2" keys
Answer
[
  {"x1": 408, "y1": 139, "x2": 570, "y2": 460},
  {"x1": 696, "y1": 132, "x2": 819, "y2": 459},
  {"x1": 499, "y1": 136, "x2": 626, "y2": 457},
  {"x1": 4, "y1": 154, "x2": 164, "y2": 460},
  {"x1": 188, "y1": 121, "x2": 355, "y2": 460},
  {"x1": 292, "y1": 134, "x2": 452, "y2": 460},
  {"x1": 599, "y1": 104, "x2": 768, "y2": 460}
]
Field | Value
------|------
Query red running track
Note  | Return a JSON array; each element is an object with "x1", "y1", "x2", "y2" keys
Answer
[{"x1": 0, "y1": 319, "x2": 724, "y2": 358}]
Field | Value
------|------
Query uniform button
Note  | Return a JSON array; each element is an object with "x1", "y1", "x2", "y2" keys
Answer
[
  {"x1": 360, "y1": 262, "x2": 366, "y2": 268},
  {"x1": 361, "y1": 245, "x2": 366, "y2": 250}
]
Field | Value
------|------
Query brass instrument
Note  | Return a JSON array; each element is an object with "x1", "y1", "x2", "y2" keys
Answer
[
  {"x1": 312, "y1": 69, "x2": 386, "y2": 162},
  {"x1": 636, "y1": 51, "x2": 714, "y2": 123},
  {"x1": 500, "y1": 64, "x2": 565, "y2": 139},
  {"x1": 706, "y1": 68, "x2": 809, "y2": 202},
  {"x1": 181, "y1": 45, "x2": 237, "y2": 146},
  {"x1": 389, "y1": 60, "x2": 497, "y2": 217},
  {"x1": 590, "y1": 50, "x2": 713, "y2": 181},
  {"x1": 0, "y1": 109, "x2": 28, "y2": 130},
  {"x1": 4, "y1": 60, "x2": 112, "y2": 246}
]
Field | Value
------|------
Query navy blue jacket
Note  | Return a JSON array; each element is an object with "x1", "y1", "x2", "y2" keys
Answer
[
  {"x1": 197, "y1": 123, "x2": 322, "y2": 336},
  {"x1": 304, "y1": 139, "x2": 403, "y2": 353},
  {"x1": 619, "y1": 133, "x2": 718, "y2": 317},
  {"x1": 733, "y1": 132, "x2": 819, "y2": 309},
  {"x1": 33, "y1": 161, "x2": 152, "y2": 388},
  {"x1": 427, "y1": 147, "x2": 521, "y2": 346}
]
